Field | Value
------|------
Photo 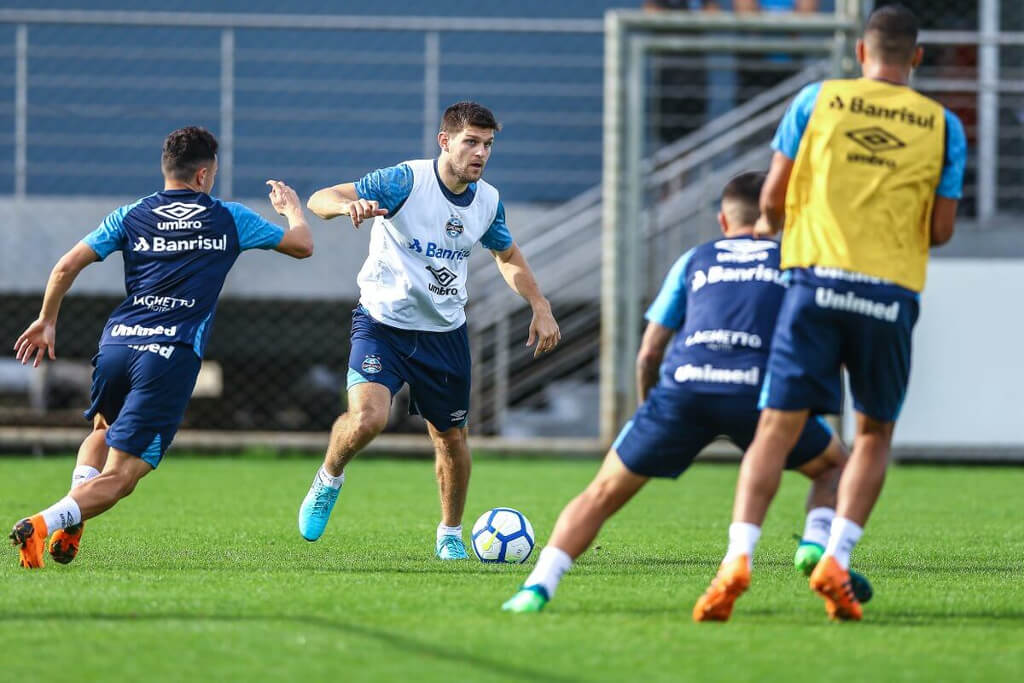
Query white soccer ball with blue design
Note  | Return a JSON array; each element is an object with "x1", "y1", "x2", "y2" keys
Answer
[{"x1": 471, "y1": 507, "x2": 535, "y2": 564}]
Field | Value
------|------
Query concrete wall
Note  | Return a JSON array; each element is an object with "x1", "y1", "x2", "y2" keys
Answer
[{"x1": 841, "y1": 259, "x2": 1024, "y2": 450}]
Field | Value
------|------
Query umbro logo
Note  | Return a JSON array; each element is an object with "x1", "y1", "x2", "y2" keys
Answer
[
  {"x1": 153, "y1": 203, "x2": 206, "y2": 221},
  {"x1": 845, "y1": 126, "x2": 906, "y2": 154},
  {"x1": 426, "y1": 265, "x2": 458, "y2": 287}
]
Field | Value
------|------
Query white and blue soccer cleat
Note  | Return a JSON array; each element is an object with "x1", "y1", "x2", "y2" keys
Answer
[
  {"x1": 298, "y1": 474, "x2": 341, "y2": 542},
  {"x1": 435, "y1": 534, "x2": 469, "y2": 560}
]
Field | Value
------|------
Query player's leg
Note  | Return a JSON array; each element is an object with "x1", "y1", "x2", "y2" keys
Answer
[
  {"x1": 401, "y1": 321, "x2": 474, "y2": 559},
  {"x1": 695, "y1": 282, "x2": 843, "y2": 622},
  {"x1": 10, "y1": 448, "x2": 152, "y2": 568},
  {"x1": 790, "y1": 422, "x2": 848, "y2": 573},
  {"x1": 809, "y1": 286, "x2": 916, "y2": 621},
  {"x1": 48, "y1": 414, "x2": 110, "y2": 564},
  {"x1": 503, "y1": 450, "x2": 649, "y2": 612},
  {"x1": 299, "y1": 308, "x2": 406, "y2": 542},
  {"x1": 427, "y1": 423, "x2": 471, "y2": 559},
  {"x1": 298, "y1": 382, "x2": 391, "y2": 541},
  {"x1": 505, "y1": 386, "x2": 708, "y2": 613}
]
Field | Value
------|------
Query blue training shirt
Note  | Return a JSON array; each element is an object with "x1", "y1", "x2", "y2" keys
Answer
[
  {"x1": 83, "y1": 189, "x2": 285, "y2": 357},
  {"x1": 645, "y1": 236, "x2": 787, "y2": 396}
]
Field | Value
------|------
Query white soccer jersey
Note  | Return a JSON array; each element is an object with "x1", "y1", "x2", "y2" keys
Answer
[{"x1": 353, "y1": 158, "x2": 513, "y2": 331}]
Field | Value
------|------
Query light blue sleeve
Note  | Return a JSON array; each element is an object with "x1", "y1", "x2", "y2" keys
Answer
[
  {"x1": 225, "y1": 202, "x2": 285, "y2": 251},
  {"x1": 644, "y1": 248, "x2": 695, "y2": 330},
  {"x1": 82, "y1": 200, "x2": 140, "y2": 260},
  {"x1": 937, "y1": 108, "x2": 967, "y2": 199},
  {"x1": 771, "y1": 81, "x2": 823, "y2": 160},
  {"x1": 354, "y1": 163, "x2": 414, "y2": 215},
  {"x1": 480, "y1": 201, "x2": 514, "y2": 251}
]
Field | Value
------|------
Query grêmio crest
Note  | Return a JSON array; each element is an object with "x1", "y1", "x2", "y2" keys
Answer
[{"x1": 445, "y1": 215, "x2": 464, "y2": 239}]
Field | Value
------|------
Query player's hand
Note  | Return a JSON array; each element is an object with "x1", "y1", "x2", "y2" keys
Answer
[
  {"x1": 345, "y1": 198, "x2": 388, "y2": 228},
  {"x1": 753, "y1": 214, "x2": 778, "y2": 238},
  {"x1": 14, "y1": 318, "x2": 56, "y2": 368},
  {"x1": 266, "y1": 180, "x2": 302, "y2": 218},
  {"x1": 526, "y1": 304, "x2": 561, "y2": 359}
]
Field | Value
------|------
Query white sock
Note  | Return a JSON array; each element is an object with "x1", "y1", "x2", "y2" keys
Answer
[
  {"x1": 802, "y1": 507, "x2": 835, "y2": 548},
  {"x1": 823, "y1": 517, "x2": 863, "y2": 570},
  {"x1": 40, "y1": 496, "x2": 82, "y2": 533},
  {"x1": 71, "y1": 465, "x2": 101, "y2": 490},
  {"x1": 317, "y1": 467, "x2": 344, "y2": 490},
  {"x1": 524, "y1": 546, "x2": 573, "y2": 599},
  {"x1": 437, "y1": 523, "x2": 463, "y2": 542},
  {"x1": 723, "y1": 522, "x2": 761, "y2": 568}
]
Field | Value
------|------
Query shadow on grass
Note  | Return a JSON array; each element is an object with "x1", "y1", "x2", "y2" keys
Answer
[{"x1": 0, "y1": 611, "x2": 583, "y2": 682}]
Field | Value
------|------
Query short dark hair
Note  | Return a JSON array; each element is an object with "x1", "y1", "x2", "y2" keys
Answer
[
  {"x1": 720, "y1": 171, "x2": 766, "y2": 227},
  {"x1": 864, "y1": 4, "x2": 920, "y2": 65},
  {"x1": 440, "y1": 101, "x2": 501, "y2": 135},
  {"x1": 162, "y1": 126, "x2": 218, "y2": 181}
]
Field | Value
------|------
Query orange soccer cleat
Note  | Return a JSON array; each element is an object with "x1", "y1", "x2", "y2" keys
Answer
[
  {"x1": 809, "y1": 555, "x2": 863, "y2": 621},
  {"x1": 49, "y1": 522, "x2": 85, "y2": 564},
  {"x1": 693, "y1": 555, "x2": 751, "y2": 622},
  {"x1": 10, "y1": 515, "x2": 48, "y2": 569}
]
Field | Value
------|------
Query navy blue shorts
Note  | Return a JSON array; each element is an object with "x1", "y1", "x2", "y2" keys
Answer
[
  {"x1": 760, "y1": 270, "x2": 920, "y2": 422},
  {"x1": 347, "y1": 307, "x2": 471, "y2": 431},
  {"x1": 614, "y1": 385, "x2": 834, "y2": 478},
  {"x1": 84, "y1": 343, "x2": 200, "y2": 468}
]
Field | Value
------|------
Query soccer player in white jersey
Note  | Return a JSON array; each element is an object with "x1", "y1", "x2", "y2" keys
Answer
[{"x1": 299, "y1": 102, "x2": 561, "y2": 559}]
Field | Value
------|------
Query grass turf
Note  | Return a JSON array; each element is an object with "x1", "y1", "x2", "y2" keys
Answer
[{"x1": 1, "y1": 456, "x2": 1022, "y2": 682}]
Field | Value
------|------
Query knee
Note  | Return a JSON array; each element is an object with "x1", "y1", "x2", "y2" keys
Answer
[
  {"x1": 431, "y1": 428, "x2": 467, "y2": 457},
  {"x1": 348, "y1": 405, "x2": 388, "y2": 440}
]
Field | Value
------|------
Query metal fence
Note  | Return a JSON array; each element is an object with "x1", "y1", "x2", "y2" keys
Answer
[{"x1": 2, "y1": 3, "x2": 1023, "y2": 454}]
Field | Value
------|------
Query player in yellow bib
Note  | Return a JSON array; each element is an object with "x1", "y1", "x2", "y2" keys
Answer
[{"x1": 693, "y1": 4, "x2": 966, "y2": 622}]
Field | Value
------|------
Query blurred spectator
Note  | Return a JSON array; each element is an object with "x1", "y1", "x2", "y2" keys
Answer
[
  {"x1": 645, "y1": 1, "x2": 720, "y2": 144},
  {"x1": 736, "y1": 0, "x2": 821, "y2": 107}
]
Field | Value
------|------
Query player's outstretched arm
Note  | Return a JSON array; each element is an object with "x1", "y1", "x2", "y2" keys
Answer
[
  {"x1": 306, "y1": 182, "x2": 387, "y2": 228},
  {"x1": 266, "y1": 180, "x2": 314, "y2": 259},
  {"x1": 491, "y1": 244, "x2": 561, "y2": 358},
  {"x1": 757, "y1": 151, "x2": 795, "y2": 237},
  {"x1": 14, "y1": 242, "x2": 98, "y2": 367},
  {"x1": 635, "y1": 322, "x2": 673, "y2": 405}
]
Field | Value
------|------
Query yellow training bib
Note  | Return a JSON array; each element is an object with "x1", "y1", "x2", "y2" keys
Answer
[{"x1": 781, "y1": 78, "x2": 946, "y2": 292}]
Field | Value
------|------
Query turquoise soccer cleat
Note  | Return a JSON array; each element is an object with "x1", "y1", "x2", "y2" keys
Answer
[
  {"x1": 794, "y1": 537, "x2": 873, "y2": 603},
  {"x1": 502, "y1": 585, "x2": 549, "y2": 613},
  {"x1": 435, "y1": 535, "x2": 469, "y2": 560},
  {"x1": 298, "y1": 475, "x2": 341, "y2": 542}
]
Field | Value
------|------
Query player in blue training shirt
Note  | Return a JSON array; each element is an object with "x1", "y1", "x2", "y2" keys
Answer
[
  {"x1": 9, "y1": 126, "x2": 313, "y2": 569},
  {"x1": 299, "y1": 101, "x2": 561, "y2": 559},
  {"x1": 503, "y1": 172, "x2": 866, "y2": 613}
]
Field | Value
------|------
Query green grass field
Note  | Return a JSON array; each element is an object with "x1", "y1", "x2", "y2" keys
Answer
[{"x1": 1, "y1": 455, "x2": 1022, "y2": 682}]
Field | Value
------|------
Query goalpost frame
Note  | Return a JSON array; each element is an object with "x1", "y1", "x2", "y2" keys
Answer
[{"x1": 599, "y1": 4, "x2": 864, "y2": 447}]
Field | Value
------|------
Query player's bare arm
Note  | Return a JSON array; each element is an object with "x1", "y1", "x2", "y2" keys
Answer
[
  {"x1": 266, "y1": 180, "x2": 314, "y2": 259},
  {"x1": 492, "y1": 244, "x2": 561, "y2": 358},
  {"x1": 306, "y1": 182, "x2": 388, "y2": 227},
  {"x1": 930, "y1": 197, "x2": 957, "y2": 247},
  {"x1": 14, "y1": 241, "x2": 98, "y2": 367},
  {"x1": 635, "y1": 322, "x2": 673, "y2": 405},
  {"x1": 756, "y1": 151, "x2": 795, "y2": 236}
]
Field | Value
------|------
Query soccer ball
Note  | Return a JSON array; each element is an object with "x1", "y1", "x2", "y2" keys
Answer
[{"x1": 471, "y1": 507, "x2": 535, "y2": 564}]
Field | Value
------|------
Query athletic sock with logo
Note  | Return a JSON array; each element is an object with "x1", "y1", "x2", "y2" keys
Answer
[
  {"x1": 437, "y1": 524, "x2": 463, "y2": 542},
  {"x1": 38, "y1": 496, "x2": 82, "y2": 534},
  {"x1": 823, "y1": 517, "x2": 863, "y2": 570},
  {"x1": 71, "y1": 465, "x2": 101, "y2": 490},
  {"x1": 317, "y1": 467, "x2": 344, "y2": 490},
  {"x1": 524, "y1": 546, "x2": 573, "y2": 599},
  {"x1": 802, "y1": 507, "x2": 834, "y2": 547},
  {"x1": 723, "y1": 522, "x2": 761, "y2": 569}
]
